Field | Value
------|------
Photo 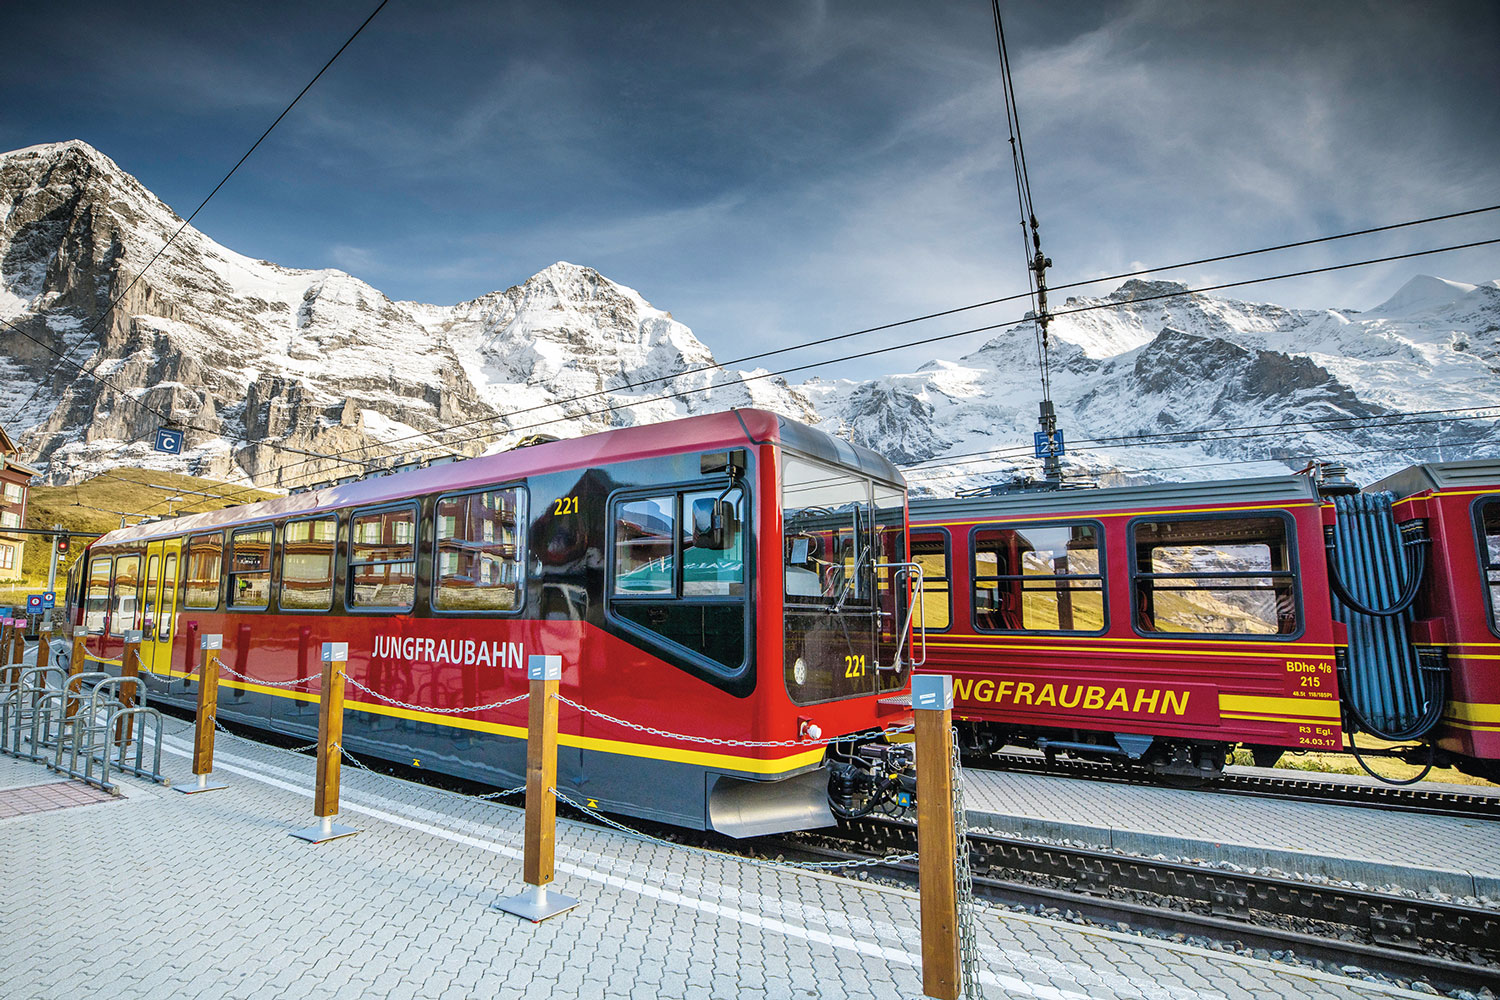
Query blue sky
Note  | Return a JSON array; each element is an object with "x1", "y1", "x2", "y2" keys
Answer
[{"x1": 4, "y1": 1, "x2": 1498, "y2": 378}]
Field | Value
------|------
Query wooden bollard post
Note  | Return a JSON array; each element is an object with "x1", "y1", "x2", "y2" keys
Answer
[
  {"x1": 10, "y1": 620, "x2": 25, "y2": 670},
  {"x1": 177, "y1": 634, "x2": 228, "y2": 794},
  {"x1": 0, "y1": 619, "x2": 13, "y2": 690},
  {"x1": 914, "y1": 674, "x2": 962, "y2": 1000},
  {"x1": 63, "y1": 633, "x2": 88, "y2": 719},
  {"x1": 494, "y1": 654, "x2": 578, "y2": 922},
  {"x1": 115, "y1": 631, "x2": 143, "y2": 748},
  {"x1": 291, "y1": 642, "x2": 358, "y2": 843}
]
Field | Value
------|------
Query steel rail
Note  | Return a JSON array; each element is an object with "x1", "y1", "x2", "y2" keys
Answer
[
  {"x1": 974, "y1": 751, "x2": 1500, "y2": 822},
  {"x1": 777, "y1": 817, "x2": 1500, "y2": 993}
]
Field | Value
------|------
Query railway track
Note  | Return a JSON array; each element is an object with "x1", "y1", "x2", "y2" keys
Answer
[
  {"x1": 975, "y1": 751, "x2": 1500, "y2": 822},
  {"x1": 772, "y1": 816, "x2": 1500, "y2": 994}
]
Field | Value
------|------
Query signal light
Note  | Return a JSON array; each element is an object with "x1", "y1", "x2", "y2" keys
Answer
[{"x1": 55, "y1": 536, "x2": 69, "y2": 554}]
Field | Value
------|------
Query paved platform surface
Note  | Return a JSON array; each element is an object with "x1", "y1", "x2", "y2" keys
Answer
[
  {"x1": 0, "y1": 729, "x2": 1446, "y2": 1000},
  {"x1": 963, "y1": 764, "x2": 1500, "y2": 898}
]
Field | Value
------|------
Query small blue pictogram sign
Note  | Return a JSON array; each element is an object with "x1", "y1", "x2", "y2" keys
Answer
[
  {"x1": 26, "y1": 594, "x2": 43, "y2": 613},
  {"x1": 154, "y1": 428, "x2": 184, "y2": 454},
  {"x1": 41, "y1": 591, "x2": 55, "y2": 609},
  {"x1": 1033, "y1": 429, "x2": 1065, "y2": 458}
]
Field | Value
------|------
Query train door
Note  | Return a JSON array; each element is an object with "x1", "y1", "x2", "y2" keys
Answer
[{"x1": 141, "y1": 538, "x2": 182, "y2": 674}]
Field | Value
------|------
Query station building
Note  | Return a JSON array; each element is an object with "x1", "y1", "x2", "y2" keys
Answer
[{"x1": 0, "y1": 425, "x2": 37, "y2": 581}]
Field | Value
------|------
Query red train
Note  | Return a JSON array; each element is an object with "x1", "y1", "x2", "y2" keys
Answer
[
  {"x1": 66, "y1": 410, "x2": 918, "y2": 835},
  {"x1": 910, "y1": 459, "x2": 1500, "y2": 783}
]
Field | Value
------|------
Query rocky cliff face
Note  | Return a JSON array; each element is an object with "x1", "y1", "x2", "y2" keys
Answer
[{"x1": 2, "y1": 141, "x2": 1497, "y2": 495}]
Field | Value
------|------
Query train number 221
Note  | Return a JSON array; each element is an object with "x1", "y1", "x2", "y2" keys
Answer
[
  {"x1": 553, "y1": 496, "x2": 579, "y2": 515},
  {"x1": 844, "y1": 654, "x2": 867, "y2": 678}
]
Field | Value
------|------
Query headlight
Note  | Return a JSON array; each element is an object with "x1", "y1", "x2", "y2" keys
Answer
[{"x1": 792, "y1": 657, "x2": 808, "y2": 685}]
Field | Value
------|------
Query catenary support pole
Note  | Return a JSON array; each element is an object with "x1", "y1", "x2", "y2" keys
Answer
[
  {"x1": 177, "y1": 634, "x2": 227, "y2": 794},
  {"x1": 292, "y1": 642, "x2": 357, "y2": 843},
  {"x1": 494, "y1": 654, "x2": 577, "y2": 922},
  {"x1": 914, "y1": 674, "x2": 961, "y2": 1000}
]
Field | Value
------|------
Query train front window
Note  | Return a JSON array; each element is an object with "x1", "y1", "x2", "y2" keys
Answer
[
  {"x1": 1479, "y1": 500, "x2": 1500, "y2": 633},
  {"x1": 973, "y1": 523, "x2": 1105, "y2": 633},
  {"x1": 85, "y1": 558, "x2": 111, "y2": 634},
  {"x1": 1132, "y1": 515, "x2": 1297, "y2": 636},
  {"x1": 782, "y1": 455, "x2": 905, "y2": 705}
]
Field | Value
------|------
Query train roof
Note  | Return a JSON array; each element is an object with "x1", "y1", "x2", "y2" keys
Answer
[
  {"x1": 1367, "y1": 459, "x2": 1500, "y2": 499},
  {"x1": 91, "y1": 409, "x2": 904, "y2": 550},
  {"x1": 910, "y1": 474, "x2": 1321, "y2": 522}
]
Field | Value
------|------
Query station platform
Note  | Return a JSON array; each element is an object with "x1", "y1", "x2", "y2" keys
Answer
[
  {"x1": 1, "y1": 729, "x2": 1444, "y2": 1000},
  {"x1": 962, "y1": 762, "x2": 1500, "y2": 900}
]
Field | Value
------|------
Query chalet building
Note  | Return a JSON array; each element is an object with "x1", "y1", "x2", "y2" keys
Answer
[{"x1": 0, "y1": 426, "x2": 37, "y2": 581}]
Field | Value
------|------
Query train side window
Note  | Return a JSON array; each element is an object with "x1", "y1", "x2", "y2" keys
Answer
[
  {"x1": 610, "y1": 487, "x2": 747, "y2": 672},
  {"x1": 85, "y1": 557, "x2": 111, "y2": 634},
  {"x1": 1131, "y1": 515, "x2": 1297, "y2": 636},
  {"x1": 434, "y1": 487, "x2": 526, "y2": 612},
  {"x1": 1478, "y1": 499, "x2": 1500, "y2": 633},
  {"x1": 349, "y1": 505, "x2": 417, "y2": 610},
  {"x1": 972, "y1": 523, "x2": 1104, "y2": 633},
  {"x1": 184, "y1": 533, "x2": 224, "y2": 609},
  {"x1": 281, "y1": 517, "x2": 337, "y2": 611},
  {"x1": 228, "y1": 526, "x2": 274, "y2": 610},
  {"x1": 910, "y1": 530, "x2": 951, "y2": 630},
  {"x1": 110, "y1": 554, "x2": 142, "y2": 636}
]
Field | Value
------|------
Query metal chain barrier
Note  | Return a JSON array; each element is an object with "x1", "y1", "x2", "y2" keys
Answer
[
  {"x1": 550, "y1": 786, "x2": 919, "y2": 873},
  {"x1": 216, "y1": 661, "x2": 326, "y2": 688},
  {"x1": 333, "y1": 741, "x2": 526, "y2": 801},
  {"x1": 343, "y1": 675, "x2": 529, "y2": 715},
  {"x1": 555, "y1": 693, "x2": 912, "y2": 749},
  {"x1": 950, "y1": 726, "x2": 984, "y2": 1000}
]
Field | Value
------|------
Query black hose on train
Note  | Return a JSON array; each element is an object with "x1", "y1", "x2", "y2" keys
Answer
[{"x1": 1325, "y1": 521, "x2": 1429, "y2": 618}]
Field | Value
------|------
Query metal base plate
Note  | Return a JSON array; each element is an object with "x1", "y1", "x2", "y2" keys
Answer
[
  {"x1": 492, "y1": 884, "x2": 580, "y2": 922},
  {"x1": 175, "y1": 775, "x2": 228, "y2": 794},
  {"x1": 289, "y1": 820, "x2": 359, "y2": 844}
]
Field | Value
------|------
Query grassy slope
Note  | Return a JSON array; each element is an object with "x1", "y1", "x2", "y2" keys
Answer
[{"x1": 2, "y1": 469, "x2": 273, "y2": 606}]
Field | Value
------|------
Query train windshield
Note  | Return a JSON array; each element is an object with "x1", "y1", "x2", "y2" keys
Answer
[{"x1": 782, "y1": 454, "x2": 907, "y2": 704}]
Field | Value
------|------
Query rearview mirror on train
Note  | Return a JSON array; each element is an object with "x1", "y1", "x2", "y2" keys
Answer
[{"x1": 692, "y1": 497, "x2": 738, "y2": 550}]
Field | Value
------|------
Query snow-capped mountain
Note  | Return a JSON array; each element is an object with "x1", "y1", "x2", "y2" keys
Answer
[{"x1": 1, "y1": 140, "x2": 1496, "y2": 495}]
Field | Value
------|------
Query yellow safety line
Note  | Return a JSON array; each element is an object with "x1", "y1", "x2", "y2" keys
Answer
[
  {"x1": 138, "y1": 667, "x2": 824, "y2": 776},
  {"x1": 81, "y1": 654, "x2": 125, "y2": 667}
]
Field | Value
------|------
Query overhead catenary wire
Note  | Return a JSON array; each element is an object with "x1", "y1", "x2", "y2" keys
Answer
[
  {"x1": 8, "y1": 188, "x2": 1497, "y2": 501},
  {"x1": 903, "y1": 412, "x2": 1500, "y2": 484},
  {"x1": 1, "y1": 0, "x2": 391, "y2": 439},
  {"x1": 113, "y1": 234, "x2": 1500, "y2": 524},
  {"x1": 897, "y1": 404, "x2": 1500, "y2": 472}
]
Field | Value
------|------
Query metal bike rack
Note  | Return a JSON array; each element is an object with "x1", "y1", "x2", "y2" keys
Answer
[
  {"x1": 40, "y1": 671, "x2": 114, "y2": 778},
  {"x1": 67, "y1": 676, "x2": 168, "y2": 788},
  {"x1": 2, "y1": 666, "x2": 64, "y2": 761}
]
